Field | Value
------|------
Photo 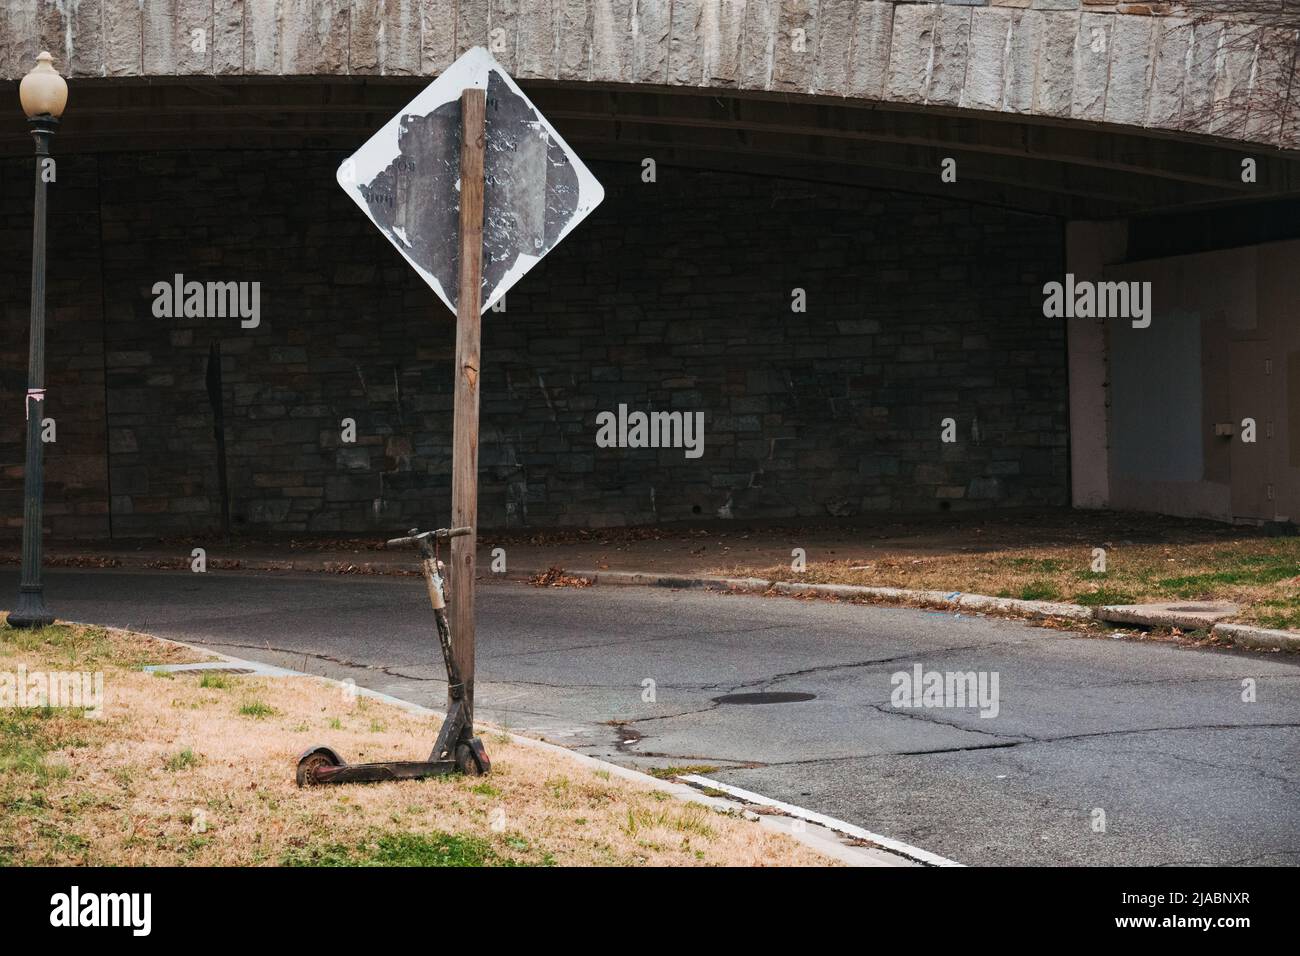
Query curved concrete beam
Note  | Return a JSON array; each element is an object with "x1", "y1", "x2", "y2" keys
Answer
[{"x1": 1, "y1": 0, "x2": 1297, "y2": 150}]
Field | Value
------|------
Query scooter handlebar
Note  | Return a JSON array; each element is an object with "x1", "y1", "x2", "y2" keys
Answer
[{"x1": 385, "y1": 527, "x2": 472, "y2": 548}]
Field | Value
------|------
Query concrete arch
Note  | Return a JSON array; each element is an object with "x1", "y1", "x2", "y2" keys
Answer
[{"x1": 2, "y1": 1, "x2": 1299, "y2": 151}]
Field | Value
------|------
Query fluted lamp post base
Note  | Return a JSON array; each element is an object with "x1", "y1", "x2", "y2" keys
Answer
[{"x1": 7, "y1": 584, "x2": 54, "y2": 629}]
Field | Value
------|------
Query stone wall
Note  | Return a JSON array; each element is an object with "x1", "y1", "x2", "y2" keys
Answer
[
  {"x1": 0, "y1": 154, "x2": 109, "y2": 539},
  {"x1": 0, "y1": 149, "x2": 1067, "y2": 537},
  {"x1": 1, "y1": 1, "x2": 1296, "y2": 149}
]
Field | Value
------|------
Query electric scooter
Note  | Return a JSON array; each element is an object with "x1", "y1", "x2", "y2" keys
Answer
[{"x1": 294, "y1": 525, "x2": 490, "y2": 785}]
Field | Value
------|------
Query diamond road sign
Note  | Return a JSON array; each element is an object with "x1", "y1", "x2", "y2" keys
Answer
[{"x1": 336, "y1": 46, "x2": 604, "y2": 315}]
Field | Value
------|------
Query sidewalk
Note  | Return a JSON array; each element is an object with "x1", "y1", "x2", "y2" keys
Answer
[{"x1": 0, "y1": 508, "x2": 1267, "y2": 577}]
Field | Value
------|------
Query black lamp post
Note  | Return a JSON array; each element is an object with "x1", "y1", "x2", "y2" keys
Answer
[{"x1": 8, "y1": 51, "x2": 67, "y2": 629}]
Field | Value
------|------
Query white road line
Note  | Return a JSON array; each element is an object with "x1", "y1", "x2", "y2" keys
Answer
[{"x1": 677, "y1": 775, "x2": 964, "y2": 867}]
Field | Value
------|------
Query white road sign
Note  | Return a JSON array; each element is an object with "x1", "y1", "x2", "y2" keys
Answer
[{"x1": 337, "y1": 46, "x2": 605, "y2": 315}]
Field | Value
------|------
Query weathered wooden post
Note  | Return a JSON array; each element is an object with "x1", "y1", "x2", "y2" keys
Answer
[{"x1": 450, "y1": 88, "x2": 485, "y2": 724}]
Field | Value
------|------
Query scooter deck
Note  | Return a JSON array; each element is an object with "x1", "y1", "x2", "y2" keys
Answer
[
  {"x1": 295, "y1": 740, "x2": 489, "y2": 786},
  {"x1": 310, "y1": 759, "x2": 459, "y2": 784}
]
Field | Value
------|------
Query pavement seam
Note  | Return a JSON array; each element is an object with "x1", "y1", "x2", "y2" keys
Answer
[
  {"x1": 865, "y1": 701, "x2": 1033, "y2": 742},
  {"x1": 748, "y1": 719, "x2": 1300, "y2": 766},
  {"x1": 730, "y1": 639, "x2": 1038, "y2": 692}
]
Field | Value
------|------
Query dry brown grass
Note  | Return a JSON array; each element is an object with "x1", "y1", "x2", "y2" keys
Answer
[
  {"x1": 715, "y1": 536, "x2": 1300, "y2": 629},
  {"x1": 0, "y1": 619, "x2": 832, "y2": 867}
]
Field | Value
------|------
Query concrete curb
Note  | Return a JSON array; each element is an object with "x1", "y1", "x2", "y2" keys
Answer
[
  {"x1": 533, "y1": 569, "x2": 1300, "y2": 651},
  {"x1": 100, "y1": 622, "x2": 916, "y2": 868},
  {"x1": 558, "y1": 568, "x2": 1093, "y2": 622},
  {"x1": 677, "y1": 775, "x2": 961, "y2": 867},
  {"x1": 1211, "y1": 622, "x2": 1300, "y2": 651},
  {"x1": 1096, "y1": 602, "x2": 1239, "y2": 630}
]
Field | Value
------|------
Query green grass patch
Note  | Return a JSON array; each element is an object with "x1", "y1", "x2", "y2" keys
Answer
[
  {"x1": 0, "y1": 623, "x2": 111, "y2": 668},
  {"x1": 0, "y1": 707, "x2": 80, "y2": 833},
  {"x1": 238, "y1": 700, "x2": 277, "y2": 719},
  {"x1": 1, "y1": 733, "x2": 57, "y2": 781},
  {"x1": 1156, "y1": 562, "x2": 1297, "y2": 596},
  {"x1": 199, "y1": 673, "x2": 231, "y2": 690},
  {"x1": 623, "y1": 805, "x2": 715, "y2": 839},
  {"x1": 37, "y1": 823, "x2": 89, "y2": 857},
  {"x1": 1018, "y1": 580, "x2": 1061, "y2": 602},
  {"x1": 1071, "y1": 587, "x2": 1137, "y2": 607},
  {"x1": 282, "y1": 832, "x2": 508, "y2": 867},
  {"x1": 1253, "y1": 594, "x2": 1300, "y2": 630},
  {"x1": 0, "y1": 707, "x2": 81, "y2": 784},
  {"x1": 1000, "y1": 557, "x2": 1067, "y2": 573},
  {"x1": 164, "y1": 747, "x2": 200, "y2": 772}
]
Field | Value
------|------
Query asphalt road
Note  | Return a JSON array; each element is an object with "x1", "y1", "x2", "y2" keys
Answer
[{"x1": 10, "y1": 567, "x2": 1299, "y2": 866}]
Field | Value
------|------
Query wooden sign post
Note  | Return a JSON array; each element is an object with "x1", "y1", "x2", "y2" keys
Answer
[
  {"x1": 451, "y1": 88, "x2": 485, "y2": 727},
  {"x1": 336, "y1": 46, "x2": 604, "y2": 752}
]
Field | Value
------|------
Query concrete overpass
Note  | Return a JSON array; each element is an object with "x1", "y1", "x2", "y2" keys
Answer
[
  {"x1": 3, "y1": 2, "x2": 1299, "y2": 143},
  {"x1": 2, "y1": 1, "x2": 1299, "y2": 536},
  {"x1": 3, "y1": 1, "x2": 1300, "y2": 214}
]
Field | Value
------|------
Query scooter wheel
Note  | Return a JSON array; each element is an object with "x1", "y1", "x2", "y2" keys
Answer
[
  {"x1": 295, "y1": 746, "x2": 343, "y2": 787},
  {"x1": 455, "y1": 742, "x2": 485, "y2": 776}
]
